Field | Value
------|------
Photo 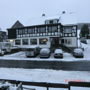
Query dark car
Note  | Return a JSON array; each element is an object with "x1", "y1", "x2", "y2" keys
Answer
[
  {"x1": 54, "y1": 49, "x2": 63, "y2": 58},
  {"x1": 40, "y1": 48, "x2": 50, "y2": 58},
  {"x1": 73, "y1": 48, "x2": 84, "y2": 58}
]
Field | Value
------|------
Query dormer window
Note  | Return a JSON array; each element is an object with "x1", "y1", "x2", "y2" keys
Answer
[
  {"x1": 49, "y1": 20, "x2": 53, "y2": 24},
  {"x1": 45, "y1": 19, "x2": 59, "y2": 24}
]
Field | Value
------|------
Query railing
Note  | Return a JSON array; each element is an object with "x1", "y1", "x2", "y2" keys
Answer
[
  {"x1": 0, "y1": 79, "x2": 90, "y2": 90},
  {"x1": 0, "y1": 79, "x2": 69, "y2": 90},
  {"x1": 60, "y1": 44, "x2": 74, "y2": 53}
]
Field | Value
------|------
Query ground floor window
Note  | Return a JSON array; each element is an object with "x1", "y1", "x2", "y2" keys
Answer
[
  {"x1": 62, "y1": 39, "x2": 72, "y2": 45},
  {"x1": 30, "y1": 39, "x2": 37, "y2": 45},
  {"x1": 22, "y1": 39, "x2": 28, "y2": 45},
  {"x1": 67, "y1": 39, "x2": 72, "y2": 45},
  {"x1": 39, "y1": 38, "x2": 48, "y2": 45},
  {"x1": 15, "y1": 39, "x2": 21, "y2": 45}
]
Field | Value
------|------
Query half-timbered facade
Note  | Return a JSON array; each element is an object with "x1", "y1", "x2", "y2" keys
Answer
[{"x1": 7, "y1": 15, "x2": 78, "y2": 49}]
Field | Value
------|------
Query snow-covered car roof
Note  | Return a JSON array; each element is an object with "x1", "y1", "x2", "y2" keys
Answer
[
  {"x1": 74, "y1": 48, "x2": 83, "y2": 53},
  {"x1": 54, "y1": 49, "x2": 63, "y2": 54},
  {"x1": 20, "y1": 45, "x2": 39, "y2": 49},
  {"x1": 40, "y1": 48, "x2": 50, "y2": 53}
]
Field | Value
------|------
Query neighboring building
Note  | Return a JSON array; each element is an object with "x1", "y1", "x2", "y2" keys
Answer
[
  {"x1": 7, "y1": 14, "x2": 78, "y2": 49},
  {"x1": 0, "y1": 30, "x2": 7, "y2": 42}
]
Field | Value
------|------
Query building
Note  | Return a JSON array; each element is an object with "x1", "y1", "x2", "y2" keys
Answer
[
  {"x1": 7, "y1": 14, "x2": 78, "y2": 49},
  {"x1": 0, "y1": 30, "x2": 7, "y2": 42}
]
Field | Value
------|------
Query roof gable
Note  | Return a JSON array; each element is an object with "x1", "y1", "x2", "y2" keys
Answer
[{"x1": 11, "y1": 20, "x2": 24, "y2": 29}]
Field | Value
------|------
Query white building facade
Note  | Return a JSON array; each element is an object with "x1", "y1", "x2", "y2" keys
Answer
[{"x1": 7, "y1": 14, "x2": 78, "y2": 49}]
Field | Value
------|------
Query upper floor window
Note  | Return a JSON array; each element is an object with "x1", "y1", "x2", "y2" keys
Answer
[
  {"x1": 47, "y1": 26, "x2": 52, "y2": 33},
  {"x1": 25, "y1": 29, "x2": 28, "y2": 34},
  {"x1": 52, "y1": 26, "x2": 58, "y2": 32},
  {"x1": 18, "y1": 29, "x2": 23, "y2": 35},
  {"x1": 28, "y1": 28, "x2": 35, "y2": 34},
  {"x1": 63, "y1": 27, "x2": 72, "y2": 33},
  {"x1": 45, "y1": 19, "x2": 59, "y2": 24},
  {"x1": 40, "y1": 27, "x2": 46, "y2": 33}
]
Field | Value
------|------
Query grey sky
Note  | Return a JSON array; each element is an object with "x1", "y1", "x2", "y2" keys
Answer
[{"x1": 0, "y1": 0, "x2": 90, "y2": 31}]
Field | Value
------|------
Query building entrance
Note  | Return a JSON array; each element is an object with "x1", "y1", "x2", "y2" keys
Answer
[{"x1": 50, "y1": 37, "x2": 59, "y2": 48}]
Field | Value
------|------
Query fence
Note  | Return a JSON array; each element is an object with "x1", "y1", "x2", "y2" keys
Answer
[{"x1": 0, "y1": 79, "x2": 90, "y2": 90}]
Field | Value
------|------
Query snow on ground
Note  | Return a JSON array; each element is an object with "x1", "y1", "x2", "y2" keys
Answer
[
  {"x1": 0, "y1": 68, "x2": 90, "y2": 83},
  {"x1": 0, "y1": 50, "x2": 87, "y2": 61},
  {"x1": 0, "y1": 68, "x2": 90, "y2": 90},
  {"x1": 0, "y1": 51, "x2": 76, "y2": 61}
]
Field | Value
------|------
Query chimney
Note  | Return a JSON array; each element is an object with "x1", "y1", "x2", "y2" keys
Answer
[
  {"x1": 62, "y1": 11, "x2": 66, "y2": 14},
  {"x1": 42, "y1": 13, "x2": 45, "y2": 17}
]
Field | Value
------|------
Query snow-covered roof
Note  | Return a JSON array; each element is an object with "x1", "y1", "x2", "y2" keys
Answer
[
  {"x1": 45, "y1": 15, "x2": 59, "y2": 21},
  {"x1": 24, "y1": 16, "x2": 46, "y2": 26},
  {"x1": 23, "y1": 13, "x2": 77, "y2": 26},
  {"x1": 60, "y1": 13, "x2": 78, "y2": 25}
]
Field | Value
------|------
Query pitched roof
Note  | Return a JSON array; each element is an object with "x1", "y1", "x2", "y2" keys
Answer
[{"x1": 11, "y1": 20, "x2": 24, "y2": 29}]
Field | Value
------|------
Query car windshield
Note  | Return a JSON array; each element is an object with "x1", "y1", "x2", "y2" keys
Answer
[
  {"x1": 74, "y1": 48, "x2": 83, "y2": 53},
  {"x1": 40, "y1": 48, "x2": 50, "y2": 54},
  {"x1": 55, "y1": 49, "x2": 62, "y2": 53}
]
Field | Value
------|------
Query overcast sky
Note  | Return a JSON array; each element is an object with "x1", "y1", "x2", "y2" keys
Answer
[{"x1": 0, "y1": 0, "x2": 90, "y2": 31}]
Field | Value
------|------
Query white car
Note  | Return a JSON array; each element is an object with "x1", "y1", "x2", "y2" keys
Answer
[
  {"x1": 40, "y1": 48, "x2": 50, "y2": 58},
  {"x1": 0, "y1": 49, "x2": 5, "y2": 56},
  {"x1": 54, "y1": 49, "x2": 63, "y2": 58},
  {"x1": 73, "y1": 48, "x2": 84, "y2": 58}
]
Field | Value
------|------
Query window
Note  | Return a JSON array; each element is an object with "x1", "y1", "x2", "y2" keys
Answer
[
  {"x1": 18, "y1": 29, "x2": 23, "y2": 35},
  {"x1": 16, "y1": 30, "x2": 18, "y2": 35},
  {"x1": 40, "y1": 27, "x2": 46, "y2": 33},
  {"x1": 28, "y1": 28, "x2": 34, "y2": 34},
  {"x1": 25, "y1": 29, "x2": 28, "y2": 34},
  {"x1": 39, "y1": 38, "x2": 48, "y2": 45},
  {"x1": 65, "y1": 39, "x2": 71, "y2": 45},
  {"x1": 47, "y1": 26, "x2": 52, "y2": 33},
  {"x1": 36, "y1": 27, "x2": 46, "y2": 33},
  {"x1": 67, "y1": 39, "x2": 71, "y2": 44},
  {"x1": 22, "y1": 39, "x2": 28, "y2": 45},
  {"x1": 30, "y1": 39, "x2": 37, "y2": 45},
  {"x1": 52, "y1": 26, "x2": 58, "y2": 32},
  {"x1": 63, "y1": 27, "x2": 72, "y2": 33},
  {"x1": 49, "y1": 20, "x2": 53, "y2": 24},
  {"x1": 45, "y1": 19, "x2": 59, "y2": 24},
  {"x1": 15, "y1": 39, "x2": 21, "y2": 45}
]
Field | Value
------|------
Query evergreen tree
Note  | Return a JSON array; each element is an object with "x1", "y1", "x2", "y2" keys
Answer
[{"x1": 80, "y1": 24, "x2": 89, "y2": 38}]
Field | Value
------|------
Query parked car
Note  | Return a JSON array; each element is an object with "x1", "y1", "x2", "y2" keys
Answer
[
  {"x1": 0, "y1": 42, "x2": 12, "y2": 54},
  {"x1": 25, "y1": 46, "x2": 40, "y2": 57},
  {"x1": 54, "y1": 49, "x2": 63, "y2": 58},
  {"x1": 0, "y1": 49, "x2": 5, "y2": 56},
  {"x1": 40, "y1": 48, "x2": 50, "y2": 58},
  {"x1": 73, "y1": 48, "x2": 84, "y2": 58}
]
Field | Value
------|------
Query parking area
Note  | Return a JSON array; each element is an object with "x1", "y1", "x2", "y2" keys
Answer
[{"x1": 0, "y1": 51, "x2": 86, "y2": 61}]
